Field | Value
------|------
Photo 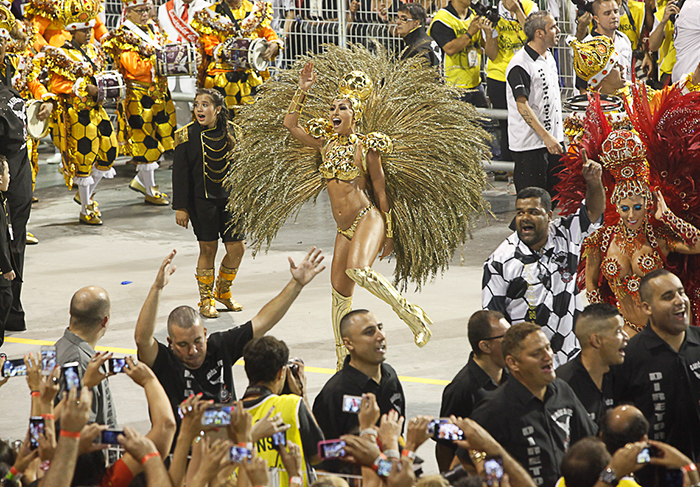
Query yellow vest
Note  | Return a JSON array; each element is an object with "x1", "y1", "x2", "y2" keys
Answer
[
  {"x1": 654, "y1": 6, "x2": 676, "y2": 76},
  {"x1": 618, "y1": 0, "x2": 645, "y2": 50},
  {"x1": 486, "y1": 0, "x2": 538, "y2": 82},
  {"x1": 246, "y1": 395, "x2": 310, "y2": 487},
  {"x1": 428, "y1": 7, "x2": 482, "y2": 89}
]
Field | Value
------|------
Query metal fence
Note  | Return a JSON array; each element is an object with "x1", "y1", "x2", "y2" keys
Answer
[{"x1": 102, "y1": 0, "x2": 580, "y2": 100}]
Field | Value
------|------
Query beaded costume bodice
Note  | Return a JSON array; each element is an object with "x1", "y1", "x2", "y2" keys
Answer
[{"x1": 319, "y1": 134, "x2": 363, "y2": 181}]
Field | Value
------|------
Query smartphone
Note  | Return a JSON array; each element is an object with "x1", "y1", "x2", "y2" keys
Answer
[
  {"x1": 62, "y1": 361, "x2": 81, "y2": 391},
  {"x1": 201, "y1": 405, "x2": 233, "y2": 426},
  {"x1": 41, "y1": 346, "x2": 57, "y2": 376},
  {"x1": 108, "y1": 358, "x2": 127, "y2": 374},
  {"x1": 376, "y1": 458, "x2": 393, "y2": 477},
  {"x1": 428, "y1": 419, "x2": 465, "y2": 441},
  {"x1": 637, "y1": 445, "x2": 660, "y2": 464},
  {"x1": 484, "y1": 456, "x2": 504, "y2": 486},
  {"x1": 272, "y1": 431, "x2": 287, "y2": 449},
  {"x1": 101, "y1": 430, "x2": 124, "y2": 445},
  {"x1": 29, "y1": 417, "x2": 45, "y2": 450},
  {"x1": 318, "y1": 439, "x2": 346, "y2": 460},
  {"x1": 2, "y1": 358, "x2": 27, "y2": 378},
  {"x1": 229, "y1": 446, "x2": 252, "y2": 463},
  {"x1": 342, "y1": 395, "x2": 362, "y2": 413}
]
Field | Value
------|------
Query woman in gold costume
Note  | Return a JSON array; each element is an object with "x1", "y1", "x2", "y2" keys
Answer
[
  {"x1": 226, "y1": 45, "x2": 491, "y2": 369},
  {"x1": 284, "y1": 63, "x2": 430, "y2": 368}
]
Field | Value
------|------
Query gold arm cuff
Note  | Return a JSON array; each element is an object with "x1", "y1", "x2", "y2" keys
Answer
[
  {"x1": 287, "y1": 88, "x2": 308, "y2": 115},
  {"x1": 685, "y1": 73, "x2": 700, "y2": 92},
  {"x1": 384, "y1": 209, "x2": 394, "y2": 239}
]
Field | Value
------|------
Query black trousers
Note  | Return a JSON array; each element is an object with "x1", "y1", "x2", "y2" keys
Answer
[
  {"x1": 459, "y1": 84, "x2": 488, "y2": 108},
  {"x1": 511, "y1": 147, "x2": 563, "y2": 196},
  {"x1": 486, "y1": 77, "x2": 512, "y2": 162},
  {"x1": 0, "y1": 283, "x2": 12, "y2": 345}
]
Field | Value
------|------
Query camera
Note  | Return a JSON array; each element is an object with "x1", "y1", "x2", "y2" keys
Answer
[
  {"x1": 669, "y1": 0, "x2": 685, "y2": 23},
  {"x1": 471, "y1": 1, "x2": 500, "y2": 27},
  {"x1": 573, "y1": 0, "x2": 594, "y2": 16}
]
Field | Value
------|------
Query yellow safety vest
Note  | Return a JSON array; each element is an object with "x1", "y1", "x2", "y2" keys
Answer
[
  {"x1": 429, "y1": 7, "x2": 482, "y2": 89},
  {"x1": 246, "y1": 395, "x2": 310, "y2": 487},
  {"x1": 618, "y1": 0, "x2": 645, "y2": 50},
  {"x1": 654, "y1": 6, "x2": 676, "y2": 76},
  {"x1": 486, "y1": 0, "x2": 538, "y2": 82}
]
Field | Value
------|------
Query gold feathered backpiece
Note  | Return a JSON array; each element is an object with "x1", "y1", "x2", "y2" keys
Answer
[{"x1": 227, "y1": 43, "x2": 491, "y2": 289}]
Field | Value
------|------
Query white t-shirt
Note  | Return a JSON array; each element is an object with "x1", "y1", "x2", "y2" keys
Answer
[
  {"x1": 505, "y1": 44, "x2": 563, "y2": 152},
  {"x1": 158, "y1": 0, "x2": 212, "y2": 43},
  {"x1": 672, "y1": 0, "x2": 700, "y2": 82}
]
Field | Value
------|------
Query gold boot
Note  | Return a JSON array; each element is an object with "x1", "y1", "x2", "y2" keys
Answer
[
  {"x1": 346, "y1": 267, "x2": 432, "y2": 347},
  {"x1": 195, "y1": 269, "x2": 219, "y2": 318},
  {"x1": 213, "y1": 265, "x2": 243, "y2": 311},
  {"x1": 332, "y1": 288, "x2": 353, "y2": 371}
]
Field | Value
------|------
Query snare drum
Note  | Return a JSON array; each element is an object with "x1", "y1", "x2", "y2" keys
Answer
[
  {"x1": 95, "y1": 71, "x2": 126, "y2": 104},
  {"x1": 156, "y1": 43, "x2": 198, "y2": 77},
  {"x1": 221, "y1": 37, "x2": 268, "y2": 72}
]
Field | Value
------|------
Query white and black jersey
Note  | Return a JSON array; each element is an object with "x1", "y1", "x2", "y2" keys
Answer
[
  {"x1": 505, "y1": 44, "x2": 563, "y2": 152},
  {"x1": 470, "y1": 377, "x2": 598, "y2": 487},
  {"x1": 482, "y1": 203, "x2": 601, "y2": 367},
  {"x1": 610, "y1": 325, "x2": 700, "y2": 461}
]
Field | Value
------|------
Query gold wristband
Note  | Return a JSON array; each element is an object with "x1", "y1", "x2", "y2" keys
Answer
[
  {"x1": 384, "y1": 209, "x2": 394, "y2": 239},
  {"x1": 287, "y1": 88, "x2": 308, "y2": 115}
]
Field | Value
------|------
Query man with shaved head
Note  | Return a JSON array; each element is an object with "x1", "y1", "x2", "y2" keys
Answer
[
  {"x1": 557, "y1": 303, "x2": 628, "y2": 424},
  {"x1": 55, "y1": 285, "x2": 117, "y2": 427},
  {"x1": 610, "y1": 269, "x2": 700, "y2": 461},
  {"x1": 313, "y1": 310, "x2": 405, "y2": 462}
]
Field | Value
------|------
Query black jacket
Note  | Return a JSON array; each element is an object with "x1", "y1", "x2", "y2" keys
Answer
[{"x1": 401, "y1": 26, "x2": 441, "y2": 67}]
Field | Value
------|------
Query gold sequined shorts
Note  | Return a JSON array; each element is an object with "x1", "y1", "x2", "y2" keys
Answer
[{"x1": 338, "y1": 204, "x2": 375, "y2": 240}]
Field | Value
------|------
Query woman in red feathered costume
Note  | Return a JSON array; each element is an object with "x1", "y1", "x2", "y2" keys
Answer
[{"x1": 555, "y1": 85, "x2": 700, "y2": 337}]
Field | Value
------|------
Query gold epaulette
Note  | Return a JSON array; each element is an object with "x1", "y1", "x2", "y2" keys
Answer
[
  {"x1": 175, "y1": 123, "x2": 192, "y2": 147},
  {"x1": 364, "y1": 132, "x2": 393, "y2": 155},
  {"x1": 305, "y1": 118, "x2": 332, "y2": 138},
  {"x1": 227, "y1": 120, "x2": 242, "y2": 142}
]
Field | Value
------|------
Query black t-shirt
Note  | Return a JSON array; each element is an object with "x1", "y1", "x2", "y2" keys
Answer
[
  {"x1": 151, "y1": 321, "x2": 254, "y2": 425},
  {"x1": 470, "y1": 377, "x2": 598, "y2": 487},
  {"x1": 556, "y1": 354, "x2": 613, "y2": 425},
  {"x1": 610, "y1": 325, "x2": 700, "y2": 461},
  {"x1": 441, "y1": 353, "x2": 507, "y2": 420},
  {"x1": 312, "y1": 356, "x2": 405, "y2": 473}
]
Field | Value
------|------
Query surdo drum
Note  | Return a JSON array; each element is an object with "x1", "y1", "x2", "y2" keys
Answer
[{"x1": 95, "y1": 71, "x2": 126, "y2": 104}]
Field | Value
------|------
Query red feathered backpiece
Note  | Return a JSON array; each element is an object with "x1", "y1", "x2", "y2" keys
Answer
[{"x1": 556, "y1": 84, "x2": 700, "y2": 322}]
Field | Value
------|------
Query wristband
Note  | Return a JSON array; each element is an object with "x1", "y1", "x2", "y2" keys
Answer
[
  {"x1": 238, "y1": 442, "x2": 253, "y2": 450},
  {"x1": 371, "y1": 454, "x2": 388, "y2": 472},
  {"x1": 39, "y1": 460, "x2": 51, "y2": 472},
  {"x1": 384, "y1": 449, "x2": 400, "y2": 459},
  {"x1": 464, "y1": 32, "x2": 472, "y2": 40},
  {"x1": 42, "y1": 414, "x2": 55, "y2": 420},
  {"x1": 6, "y1": 466, "x2": 19, "y2": 480},
  {"x1": 360, "y1": 428, "x2": 378, "y2": 437},
  {"x1": 60, "y1": 430, "x2": 81, "y2": 439},
  {"x1": 402, "y1": 449, "x2": 416, "y2": 461},
  {"x1": 683, "y1": 464, "x2": 698, "y2": 473},
  {"x1": 290, "y1": 476, "x2": 303, "y2": 485},
  {"x1": 140, "y1": 451, "x2": 161, "y2": 465},
  {"x1": 31, "y1": 391, "x2": 40, "y2": 398}
]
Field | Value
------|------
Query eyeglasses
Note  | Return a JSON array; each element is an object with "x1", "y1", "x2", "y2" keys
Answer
[
  {"x1": 132, "y1": 7, "x2": 150, "y2": 14},
  {"x1": 481, "y1": 334, "x2": 505, "y2": 341},
  {"x1": 395, "y1": 16, "x2": 415, "y2": 23}
]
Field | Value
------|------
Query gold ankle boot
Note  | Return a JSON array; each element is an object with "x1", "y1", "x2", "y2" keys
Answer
[
  {"x1": 332, "y1": 288, "x2": 353, "y2": 371},
  {"x1": 196, "y1": 268, "x2": 219, "y2": 318},
  {"x1": 213, "y1": 265, "x2": 243, "y2": 311},
  {"x1": 346, "y1": 267, "x2": 432, "y2": 347}
]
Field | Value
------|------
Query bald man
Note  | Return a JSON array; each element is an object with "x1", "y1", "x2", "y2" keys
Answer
[
  {"x1": 556, "y1": 303, "x2": 628, "y2": 424},
  {"x1": 55, "y1": 286, "x2": 117, "y2": 428}
]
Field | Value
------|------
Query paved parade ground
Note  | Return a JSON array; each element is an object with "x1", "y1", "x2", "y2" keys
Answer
[{"x1": 0, "y1": 149, "x2": 516, "y2": 473}]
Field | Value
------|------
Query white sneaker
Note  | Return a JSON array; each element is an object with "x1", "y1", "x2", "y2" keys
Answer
[{"x1": 46, "y1": 152, "x2": 62, "y2": 164}]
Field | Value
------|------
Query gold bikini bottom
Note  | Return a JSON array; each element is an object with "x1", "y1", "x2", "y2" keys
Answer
[{"x1": 337, "y1": 204, "x2": 375, "y2": 240}]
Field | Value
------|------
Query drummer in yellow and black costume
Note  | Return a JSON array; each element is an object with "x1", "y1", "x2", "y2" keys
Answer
[
  {"x1": 191, "y1": 0, "x2": 282, "y2": 110},
  {"x1": 102, "y1": 0, "x2": 176, "y2": 206},
  {"x1": 25, "y1": 0, "x2": 109, "y2": 52},
  {"x1": 564, "y1": 35, "x2": 700, "y2": 142},
  {"x1": 42, "y1": 0, "x2": 118, "y2": 225}
]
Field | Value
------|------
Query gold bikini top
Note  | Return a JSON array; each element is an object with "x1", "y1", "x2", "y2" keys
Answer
[{"x1": 306, "y1": 118, "x2": 394, "y2": 182}]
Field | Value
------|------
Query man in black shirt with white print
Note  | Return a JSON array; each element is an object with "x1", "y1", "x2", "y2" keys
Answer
[
  {"x1": 557, "y1": 303, "x2": 628, "y2": 424},
  {"x1": 134, "y1": 247, "x2": 326, "y2": 428},
  {"x1": 471, "y1": 322, "x2": 597, "y2": 487},
  {"x1": 611, "y1": 269, "x2": 700, "y2": 462}
]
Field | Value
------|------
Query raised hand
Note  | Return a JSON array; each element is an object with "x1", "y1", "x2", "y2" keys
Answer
[
  {"x1": 154, "y1": 250, "x2": 177, "y2": 290},
  {"x1": 83, "y1": 351, "x2": 112, "y2": 389},
  {"x1": 289, "y1": 247, "x2": 326, "y2": 287},
  {"x1": 299, "y1": 62, "x2": 316, "y2": 92},
  {"x1": 358, "y1": 393, "x2": 380, "y2": 431}
]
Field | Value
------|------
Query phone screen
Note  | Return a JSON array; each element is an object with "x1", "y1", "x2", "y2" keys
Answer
[
  {"x1": 428, "y1": 419, "x2": 464, "y2": 441},
  {"x1": 318, "y1": 440, "x2": 346, "y2": 460},
  {"x1": 3, "y1": 358, "x2": 27, "y2": 378},
  {"x1": 109, "y1": 358, "x2": 127, "y2": 374},
  {"x1": 62, "y1": 362, "x2": 81, "y2": 390},
  {"x1": 202, "y1": 406, "x2": 233, "y2": 426},
  {"x1": 229, "y1": 446, "x2": 252, "y2": 463},
  {"x1": 101, "y1": 430, "x2": 124, "y2": 445},
  {"x1": 272, "y1": 431, "x2": 287, "y2": 448},
  {"x1": 637, "y1": 448, "x2": 651, "y2": 464},
  {"x1": 342, "y1": 395, "x2": 362, "y2": 413},
  {"x1": 484, "y1": 457, "x2": 504, "y2": 486},
  {"x1": 29, "y1": 417, "x2": 45, "y2": 450},
  {"x1": 41, "y1": 347, "x2": 57, "y2": 376}
]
